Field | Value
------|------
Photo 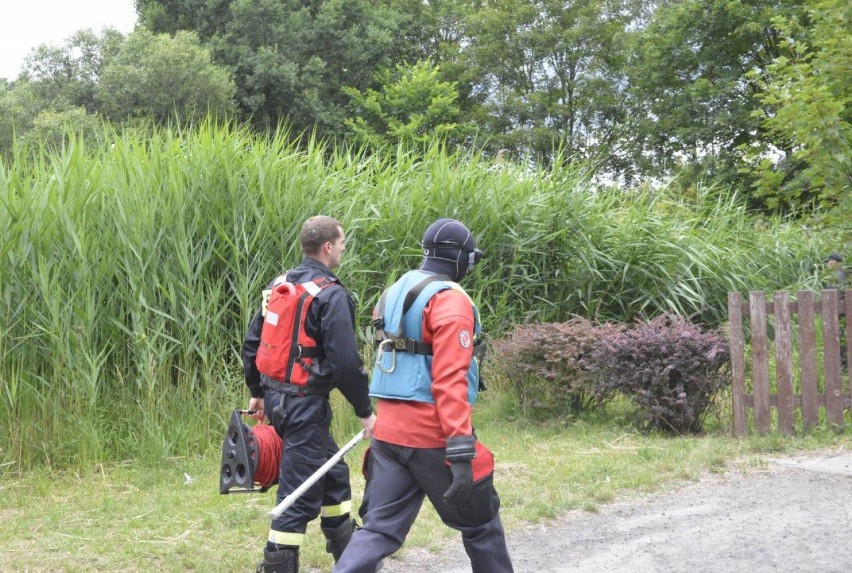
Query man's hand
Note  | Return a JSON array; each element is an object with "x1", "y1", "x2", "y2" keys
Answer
[
  {"x1": 443, "y1": 461, "x2": 473, "y2": 505},
  {"x1": 248, "y1": 397, "x2": 265, "y2": 421},
  {"x1": 360, "y1": 414, "x2": 376, "y2": 440}
]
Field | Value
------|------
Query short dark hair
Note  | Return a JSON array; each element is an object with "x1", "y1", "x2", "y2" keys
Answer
[
  {"x1": 824, "y1": 253, "x2": 843, "y2": 263},
  {"x1": 300, "y1": 216, "x2": 342, "y2": 256}
]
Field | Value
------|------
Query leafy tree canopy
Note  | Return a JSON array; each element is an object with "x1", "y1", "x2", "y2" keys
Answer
[
  {"x1": 98, "y1": 28, "x2": 235, "y2": 122},
  {"x1": 22, "y1": 28, "x2": 124, "y2": 114},
  {"x1": 344, "y1": 59, "x2": 473, "y2": 148},
  {"x1": 0, "y1": 80, "x2": 40, "y2": 155},
  {"x1": 625, "y1": 0, "x2": 809, "y2": 194},
  {"x1": 138, "y1": 0, "x2": 412, "y2": 136},
  {"x1": 1, "y1": 27, "x2": 235, "y2": 153},
  {"x1": 462, "y1": 0, "x2": 631, "y2": 168},
  {"x1": 746, "y1": 0, "x2": 850, "y2": 236}
]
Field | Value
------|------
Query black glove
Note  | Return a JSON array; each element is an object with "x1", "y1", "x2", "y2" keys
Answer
[
  {"x1": 445, "y1": 435, "x2": 476, "y2": 462},
  {"x1": 443, "y1": 460, "x2": 473, "y2": 505},
  {"x1": 443, "y1": 435, "x2": 477, "y2": 505}
]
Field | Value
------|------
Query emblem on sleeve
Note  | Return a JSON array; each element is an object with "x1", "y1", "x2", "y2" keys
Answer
[{"x1": 459, "y1": 330, "x2": 471, "y2": 348}]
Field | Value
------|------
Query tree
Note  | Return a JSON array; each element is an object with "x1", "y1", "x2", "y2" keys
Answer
[
  {"x1": 461, "y1": 0, "x2": 631, "y2": 168},
  {"x1": 98, "y1": 29, "x2": 235, "y2": 123},
  {"x1": 21, "y1": 28, "x2": 125, "y2": 113},
  {"x1": 625, "y1": 0, "x2": 809, "y2": 194},
  {"x1": 381, "y1": 0, "x2": 483, "y2": 114},
  {"x1": 0, "y1": 80, "x2": 40, "y2": 157},
  {"x1": 137, "y1": 0, "x2": 411, "y2": 136},
  {"x1": 1, "y1": 30, "x2": 121, "y2": 156},
  {"x1": 747, "y1": 0, "x2": 851, "y2": 234},
  {"x1": 135, "y1": 0, "x2": 221, "y2": 37},
  {"x1": 20, "y1": 107, "x2": 104, "y2": 152},
  {"x1": 344, "y1": 60, "x2": 473, "y2": 148},
  {"x1": 15, "y1": 26, "x2": 234, "y2": 127}
]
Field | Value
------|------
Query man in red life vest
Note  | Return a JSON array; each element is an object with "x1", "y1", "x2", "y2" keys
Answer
[
  {"x1": 242, "y1": 216, "x2": 376, "y2": 573},
  {"x1": 334, "y1": 218, "x2": 513, "y2": 573}
]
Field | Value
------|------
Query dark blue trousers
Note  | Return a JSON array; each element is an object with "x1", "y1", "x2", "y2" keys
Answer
[
  {"x1": 264, "y1": 391, "x2": 351, "y2": 540},
  {"x1": 335, "y1": 439, "x2": 513, "y2": 573}
]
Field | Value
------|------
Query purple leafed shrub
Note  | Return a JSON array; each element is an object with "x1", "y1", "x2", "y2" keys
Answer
[
  {"x1": 590, "y1": 313, "x2": 730, "y2": 434},
  {"x1": 490, "y1": 317, "x2": 625, "y2": 416}
]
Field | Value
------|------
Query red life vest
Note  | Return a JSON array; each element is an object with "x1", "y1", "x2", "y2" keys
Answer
[{"x1": 255, "y1": 276, "x2": 337, "y2": 386}]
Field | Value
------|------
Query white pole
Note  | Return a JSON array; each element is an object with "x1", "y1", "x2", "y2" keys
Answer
[{"x1": 268, "y1": 430, "x2": 365, "y2": 520}]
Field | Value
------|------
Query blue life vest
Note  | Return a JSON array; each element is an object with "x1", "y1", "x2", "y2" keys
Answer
[{"x1": 370, "y1": 270, "x2": 481, "y2": 405}]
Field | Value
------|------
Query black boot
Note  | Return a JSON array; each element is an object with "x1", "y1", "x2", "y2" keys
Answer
[
  {"x1": 256, "y1": 548, "x2": 298, "y2": 573},
  {"x1": 321, "y1": 518, "x2": 356, "y2": 562}
]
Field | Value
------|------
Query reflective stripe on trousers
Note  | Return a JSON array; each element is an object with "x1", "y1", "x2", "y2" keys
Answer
[{"x1": 264, "y1": 391, "x2": 353, "y2": 541}]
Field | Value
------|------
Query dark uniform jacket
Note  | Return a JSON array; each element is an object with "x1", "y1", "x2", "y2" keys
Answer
[{"x1": 242, "y1": 257, "x2": 373, "y2": 418}]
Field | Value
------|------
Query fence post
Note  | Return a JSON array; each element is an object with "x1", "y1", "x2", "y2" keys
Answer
[
  {"x1": 749, "y1": 292, "x2": 771, "y2": 434},
  {"x1": 728, "y1": 292, "x2": 747, "y2": 437},
  {"x1": 797, "y1": 291, "x2": 819, "y2": 429},
  {"x1": 773, "y1": 291, "x2": 795, "y2": 434},
  {"x1": 822, "y1": 290, "x2": 845, "y2": 430},
  {"x1": 846, "y1": 291, "x2": 852, "y2": 366}
]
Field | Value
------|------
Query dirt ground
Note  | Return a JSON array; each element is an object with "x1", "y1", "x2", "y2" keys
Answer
[{"x1": 378, "y1": 448, "x2": 852, "y2": 573}]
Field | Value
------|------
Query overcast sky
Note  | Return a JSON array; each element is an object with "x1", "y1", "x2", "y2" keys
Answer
[{"x1": 0, "y1": 0, "x2": 138, "y2": 81}]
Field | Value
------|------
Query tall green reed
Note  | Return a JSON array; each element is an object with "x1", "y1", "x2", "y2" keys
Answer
[{"x1": 0, "y1": 120, "x2": 829, "y2": 471}]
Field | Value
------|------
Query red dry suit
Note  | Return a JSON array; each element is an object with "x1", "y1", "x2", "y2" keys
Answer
[{"x1": 372, "y1": 286, "x2": 476, "y2": 446}]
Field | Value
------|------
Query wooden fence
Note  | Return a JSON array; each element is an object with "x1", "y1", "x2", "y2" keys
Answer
[{"x1": 728, "y1": 289, "x2": 850, "y2": 436}]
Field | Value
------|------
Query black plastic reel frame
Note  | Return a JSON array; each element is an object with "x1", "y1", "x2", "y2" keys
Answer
[{"x1": 219, "y1": 409, "x2": 272, "y2": 494}]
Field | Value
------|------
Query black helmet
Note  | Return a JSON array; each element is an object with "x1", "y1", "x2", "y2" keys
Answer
[{"x1": 420, "y1": 218, "x2": 482, "y2": 281}]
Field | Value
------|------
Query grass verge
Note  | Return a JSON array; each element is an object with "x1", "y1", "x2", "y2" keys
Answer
[{"x1": 1, "y1": 394, "x2": 849, "y2": 572}]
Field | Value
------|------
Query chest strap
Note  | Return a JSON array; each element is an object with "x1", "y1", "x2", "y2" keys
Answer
[
  {"x1": 261, "y1": 374, "x2": 333, "y2": 396},
  {"x1": 376, "y1": 337, "x2": 433, "y2": 356}
]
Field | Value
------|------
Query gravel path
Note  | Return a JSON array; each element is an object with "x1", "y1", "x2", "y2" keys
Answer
[{"x1": 378, "y1": 449, "x2": 852, "y2": 573}]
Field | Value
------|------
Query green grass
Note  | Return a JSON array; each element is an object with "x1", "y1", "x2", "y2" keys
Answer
[{"x1": 1, "y1": 391, "x2": 849, "y2": 572}]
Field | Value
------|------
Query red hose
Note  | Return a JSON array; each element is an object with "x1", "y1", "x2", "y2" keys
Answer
[{"x1": 251, "y1": 423, "x2": 282, "y2": 488}]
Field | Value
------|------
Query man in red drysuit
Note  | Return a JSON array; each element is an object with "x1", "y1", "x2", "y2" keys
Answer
[{"x1": 334, "y1": 217, "x2": 513, "y2": 573}]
